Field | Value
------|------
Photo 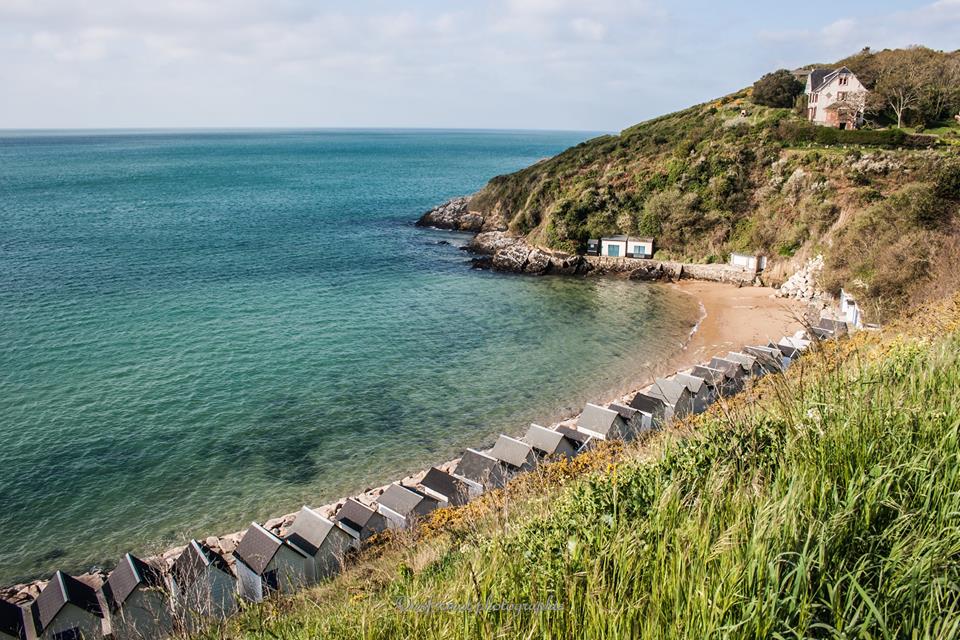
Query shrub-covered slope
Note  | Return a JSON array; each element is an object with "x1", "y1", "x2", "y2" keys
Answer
[
  {"x1": 205, "y1": 297, "x2": 960, "y2": 640},
  {"x1": 470, "y1": 69, "x2": 960, "y2": 321}
]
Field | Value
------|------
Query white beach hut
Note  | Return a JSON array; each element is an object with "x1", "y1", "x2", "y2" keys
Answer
[
  {"x1": 453, "y1": 449, "x2": 507, "y2": 490},
  {"x1": 234, "y1": 523, "x2": 310, "y2": 602},
  {"x1": 577, "y1": 403, "x2": 631, "y2": 440},
  {"x1": 524, "y1": 424, "x2": 578, "y2": 459},
  {"x1": 103, "y1": 553, "x2": 174, "y2": 640},
  {"x1": 285, "y1": 506, "x2": 357, "y2": 583},
  {"x1": 376, "y1": 484, "x2": 440, "y2": 530},
  {"x1": 490, "y1": 435, "x2": 538, "y2": 472},
  {"x1": 29, "y1": 571, "x2": 104, "y2": 640},
  {"x1": 169, "y1": 540, "x2": 238, "y2": 628},
  {"x1": 334, "y1": 499, "x2": 389, "y2": 543}
]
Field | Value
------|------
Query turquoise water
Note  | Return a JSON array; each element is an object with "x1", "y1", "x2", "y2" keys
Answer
[{"x1": 0, "y1": 130, "x2": 699, "y2": 583}]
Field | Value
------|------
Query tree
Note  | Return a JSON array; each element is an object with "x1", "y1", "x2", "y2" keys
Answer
[
  {"x1": 870, "y1": 47, "x2": 932, "y2": 128},
  {"x1": 752, "y1": 69, "x2": 805, "y2": 108}
]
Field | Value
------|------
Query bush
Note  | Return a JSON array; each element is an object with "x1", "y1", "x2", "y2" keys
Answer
[
  {"x1": 935, "y1": 159, "x2": 960, "y2": 201},
  {"x1": 752, "y1": 69, "x2": 804, "y2": 108}
]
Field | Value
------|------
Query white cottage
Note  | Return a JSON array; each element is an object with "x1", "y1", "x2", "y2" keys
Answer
[
  {"x1": 805, "y1": 67, "x2": 868, "y2": 129},
  {"x1": 234, "y1": 523, "x2": 310, "y2": 602},
  {"x1": 599, "y1": 235, "x2": 654, "y2": 259},
  {"x1": 285, "y1": 507, "x2": 357, "y2": 583},
  {"x1": 729, "y1": 253, "x2": 767, "y2": 272},
  {"x1": 29, "y1": 571, "x2": 104, "y2": 640},
  {"x1": 103, "y1": 554, "x2": 173, "y2": 640},
  {"x1": 0, "y1": 599, "x2": 28, "y2": 640},
  {"x1": 169, "y1": 540, "x2": 238, "y2": 627}
]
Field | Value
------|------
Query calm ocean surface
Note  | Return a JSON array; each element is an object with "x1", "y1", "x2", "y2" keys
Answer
[{"x1": 0, "y1": 129, "x2": 699, "y2": 583}]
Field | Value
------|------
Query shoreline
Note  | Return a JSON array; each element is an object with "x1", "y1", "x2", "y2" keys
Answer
[{"x1": 0, "y1": 279, "x2": 806, "y2": 603}]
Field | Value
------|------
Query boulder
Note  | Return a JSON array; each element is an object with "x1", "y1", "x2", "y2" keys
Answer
[
  {"x1": 524, "y1": 248, "x2": 552, "y2": 274},
  {"x1": 492, "y1": 243, "x2": 531, "y2": 272},
  {"x1": 416, "y1": 196, "x2": 485, "y2": 231}
]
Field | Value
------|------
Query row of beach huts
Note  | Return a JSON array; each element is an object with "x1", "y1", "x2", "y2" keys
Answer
[{"x1": 0, "y1": 318, "x2": 851, "y2": 640}]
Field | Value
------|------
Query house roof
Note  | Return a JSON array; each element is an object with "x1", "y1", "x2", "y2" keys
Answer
[
  {"x1": 235, "y1": 523, "x2": 302, "y2": 576},
  {"x1": 808, "y1": 68, "x2": 831, "y2": 92},
  {"x1": 490, "y1": 435, "x2": 534, "y2": 469},
  {"x1": 726, "y1": 352, "x2": 758, "y2": 371},
  {"x1": 0, "y1": 599, "x2": 26, "y2": 640},
  {"x1": 31, "y1": 571, "x2": 103, "y2": 634},
  {"x1": 103, "y1": 553, "x2": 166, "y2": 612},
  {"x1": 420, "y1": 467, "x2": 470, "y2": 505},
  {"x1": 577, "y1": 403, "x2": 622, "y2": 436},
  {"x1": 524, "y1": 424, "x2": 568, "y2": 455},
  {"x1": 377, "y1": 484, "x2": 430, "y2": 518},
  {"x1": 601, "y1": 235, "x2": 653, "y2": 243},
  {"x1": 646, "y1": 377, "x2": 689, "y2": 406},
  {"x1": 818, "y1": 318, "x2": 847, "y2": 332},
  {"x1": 608, "y1": 402, "x2": 639, "y2": 421},
  {"x1": 454, "y1": 448, "x2": 505, "y2": 487},
  {"x1": 708, "y1": 357, "x2": 744, "y2": 378},
  {"x1": 628, "y1": 392, "x2": 667, "y2": 414},
  {"x1": 286, "y1": 507, "x2": 342, "y2": 557},
  {"x1": 334, "y1": 499, "x2": 384, "y2": 538},
  {"x1": 171, "y1": 540, "x2": 233, "y2": 587},
  {"x1": 771, "y1": 341, "x2": 799, "y2": 358}
]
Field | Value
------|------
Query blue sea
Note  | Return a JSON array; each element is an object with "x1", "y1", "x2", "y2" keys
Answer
[{"x1": 0, "y1": 129, "x2": 699, "y2": 583}]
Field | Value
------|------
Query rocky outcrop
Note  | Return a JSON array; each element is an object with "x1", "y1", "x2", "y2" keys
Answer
[
  {"x1": 416, "y1": 196, "x2": 487, "y2": 232},
  {"x1": 467, "y1": 231, "x2": 591, "y2": 275},
  {"x1": 777, "y1": 255, "x2": 826, "y2": 301}
]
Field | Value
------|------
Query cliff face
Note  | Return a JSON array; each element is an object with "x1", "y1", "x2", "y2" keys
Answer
[{"x1": 458, "y1": 94, "x2": 959, "y2": 321}]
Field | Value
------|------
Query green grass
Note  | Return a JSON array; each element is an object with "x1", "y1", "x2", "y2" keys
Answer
[{"x1": 205, "y1": 305, "x2": 960, "y2": 639}]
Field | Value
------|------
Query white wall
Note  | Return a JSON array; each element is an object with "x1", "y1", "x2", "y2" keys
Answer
[
  {"x1": 600, "y1": 240, "x2": 627, "y2": 257},
  {"x1": 111, "y1": 590, "x2": 173, "y2": 640},
  {"x1": 270, "y1": 547, "x2": 310, "y2": 595},
  {"x1": 38, "y1": 604, "x2": 103, "y2": 640},
  {"x1": 627, "y1": 240, "x2": 653, "y2": 257}
]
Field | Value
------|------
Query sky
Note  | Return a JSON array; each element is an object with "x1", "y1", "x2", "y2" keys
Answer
[{"x1": 0, "y1": 0, "x2": 958, "y2": 131}]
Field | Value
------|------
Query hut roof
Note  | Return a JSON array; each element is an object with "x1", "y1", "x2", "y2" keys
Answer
[
  {"x1": 334, "y1": 499, "x2": 384, "y2": 538},
  {"x1": 646, "y1": 377, "x2": 689, "y2": 406},
  {"x1": 524, "y1": 424, "x2": 568, "y2": 455},
  {"x1": 674, "y1": 372, "x2": 707, "y2": 394},
  {"x1": 490, "y1": 435, "x2": 534, "y2": 469},
  {"x1": 171, "y1": 540, "x2": 233, "y2": 587},
  {"x1": 629, "y1": 392, "x2": 667, "y2": 414},
  {"x1": 377, "y1": 484, "x2": 434, "y2": 518},
  {"x1": 420, "y1": 467, "x2": 470, "y2": 505},
  {"x1": 454, "y1": 449, "x2": 505, "y2": 486},
  {"x1": 235, "y1": 523, "x2": 304, "y2": 576},
  {"x1": 103, "y1": 553, "x2": 166, "y2": 612},
  {"x1": 578, "y1": 403, "x2": 622, "y2": 436},
  {"x1": 286, "y1": 507, "x2": 347, "y2": 557},
  {"x1": 0, "y1": 599, "x2": 26, "y2": 640},
  {"x1": 31, "y1": 571, "x2": 103, "y2": 634},
  {"x1": 689, "y1": 365, "x2": 725, "y2": 386},
  {"x1": 554, "y1": 425, "x2": 592, "y2": 446}
]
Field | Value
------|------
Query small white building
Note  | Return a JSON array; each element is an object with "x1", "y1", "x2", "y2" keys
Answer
[
  {"x1": 644, "y1": 377, "x2": 695, "y2": 422},
  {"x1": 419, "y1": 467, "x2": 480, "y2": 507},
  {"x1": 577, "y1": 403, "x2": 631, "y2": 440},
  {"x1": 0, "y1": 598, "x2": 28, "y2": 640},
  {"x1": 729, "y1": 253, "x2": 767, "y2": 272},
  {"x1": 725, "y1": 352, "x2": 764, "y2": 377},
  {"x1": 608, "y1": 402, "x2": 654, "y2": 437},
  {"x1": 234, "y1": 523, "x2": 310, "y2": 602},
  {"x1": 375, "y1": 484, "x2": 440, "y2": 530},
  {"x1": 169, "y1": 540, "x2": 238, "y2": 628},
  {"x1": 29, "y1": 571, "x2": 104, "y2": 640},
  {"x1": 333, "y1": 498, "x2": 389, "y2": 543},
  {"x1": 599, "y1": 235, "x2": 654, "y2": 259},
  {"x1": 103, "y1": 554, "x2": 174, "y2": 640},
  {"x1": 524, "y1": 424, "x2": 578, "y2": 459},
  {"x1": 743, "y1": 345, "x2": 785, "y2": 374},
  {"x1": 672, "y1": 373, "x2": 714, "y2": 413},
  {"x1": 285, "y1": 507, "x2": 357, "y2": 584},
  {"x1": 490, "y1": 435, "x2": 537, "y2": 472},
  {"x1": 805, "y1": 67, "x2": 868, "y2": 129},
  {"x1": 453, "y1": 449, "x2": 507, "y2": 490},
  {"x1": 840, "y1": 289, "x2": 863, "y2": 328}
]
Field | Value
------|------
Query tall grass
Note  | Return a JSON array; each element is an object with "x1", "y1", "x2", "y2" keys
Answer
[{"x1": 212, "y1": 327, "x2": 960, "y2": 639}]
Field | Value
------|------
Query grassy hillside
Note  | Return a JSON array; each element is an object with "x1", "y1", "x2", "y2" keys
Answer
[
  {"x1": 200, "y1": 296, "x2": 960, "y2": 639},
  {"x1": 470, "y1": 61, "x2": 960, "y2": 321}
]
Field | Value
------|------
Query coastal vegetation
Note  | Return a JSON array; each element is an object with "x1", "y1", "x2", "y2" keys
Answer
[
  {"x1": 200, "y1": 295, "x2": 960, "y2": 639},
  {"x1": 469, "y1": 47, "x2": 960, "y2": 321}
]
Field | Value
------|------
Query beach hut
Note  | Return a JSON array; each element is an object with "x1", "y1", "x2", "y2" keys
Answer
[
  {"x1": 524, "y1": 424, "x2": 578, "y2": 459},
  {"x1": 169, "y1": 540, "x2": 237, "y2": 627},
  {"x1": 577, "y1": 403, "x2": 631, "y2": 440},
  {"x1": 553, "y1": 425, "x2": 595, "y2": 452},
  {"x1": 334, "y1": 499, "x2": 389, "y2": 543},
  {"x1": 29, "y1": 571, "x2": 104, "y2": 640},
  {"x1": 840, "y1": 289, "x2": 863, "y2": 328},
  {"x1": 743, "y1": 346, "x2": 785, "y2": 374},
  {"x1": 103, "y1": 554, "x2": 173, "y2": 640},
  {"x1": 708, "y1": 357, "x2": 748, "y2": 391},
  {"x1": 419, "y1": 467, "x2": 477, "y2": 507},
  {"x1": 608, "y1": 403, "x2": 653, "y2": 437},
  {"x1": 729, "y1": 253, "x2": 767, "y2": 272},
  {"x1": 490, "y1": 435, "x2": 537, "y2": 472},
  {"x1": 689, "y1": 365, "x2": 735, "y2": 398},
  {"x1": 586, "y1": 239, "x2": 600, "y2": 256},
  {"x1": 725, "y1": 352, "x2": 764, "y2": 377},
  {"x1": 285, "y1": 506, "x2": 357, "y2": 583},
  {"x1": 768, "y1": 341, "x2": 798, "y2": 366},
  {"x1": 599, "y1": 235, "x2": 654, "y2": 259},
  {"x1": 817, "y1": 317, "x2": 848, "y2": 337},
  {"x1": 673, "y1": 373, "x2": 713, "y2": 413},
  {"x1": 453, "y1": 449, "x2": 507, "y2": 490},
  {"x1": 234, "y1": 523, "x2": 310, "y2": 602},
  {"x1": 644, "y1": 377, "x2": 694, "y2": 421},
  {"x1": 779, "y1": 334, "x2": 811, "y2": 353},
  {"x1": 376, "y1": 484, "x2": 440, "y2": 530},
  {"x1": 628, "y1": 392, "x2": 669, "y2": 426},
  {"x1": 0, "y1": 599, "x2": 28, "y2": 640}
]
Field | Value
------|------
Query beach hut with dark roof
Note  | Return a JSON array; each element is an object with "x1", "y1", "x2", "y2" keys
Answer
[
  {"x1": 0, "y1": 599, "x2": 28, "y2": 640},
  {"x1": 376, "y1": 484, "x2": 440, "y2": 530},
  {"x1": 524, "y1": 424, "x2": 578, "y2": 459},
  {"x1": 673, "y1": 372, "x2": 713, "y2": 413},
  {"x1": 169, "y1": 540, "x2": 237, "y2": 627},
  {"x1": 453, "y1": 449, "x2": 507, "y2": 490},
  {"x1": 708, "y1": 357, "x2": 748, "y2": 390},
  {"x1": 818, "y1": 317, "x2": 848, "y2": 337},
  {"x1": 644, "y1": 377, "x2": 694, "y2": 421},
  {"x1": 333, "y1": 498, "x2": 388, "y2": 542},
  {"x1": 689, "y1": 365, "x2": 735, "y2": 398},
  {"x1": 490, "y1": 435, "x2": 537, "y2": 472},
  {"x1": 577, "y1": 403, "x2": 630, "y2": 440},
  {"x1": 744, "y1": 345, "x2": 785, "y2": 373},
  {"x1": 769, "y1": 341, "x2": 799, "y2": 365},
  {"x1": 234, "y1": 523, "x2": 310, "y2": 602},
  {"x1": 29, "y1": 571, "x2": 104, "y2": 640},
  {"x1": 103, "y1": 553, "x2": 173, "y2": 640},
  {"x1": 608, "y1": 403, "x2": 653, "y2": 437},
  {"x1": 628, "y1": 392, "x2": 668, "y2": 427},
  {"x1": 725, "y1": 352, "x2": 764, "y2": 378},
  {"x1": 553, "y1": 425, "x2": 594, "y2": 452},
  {"x1": 419, "y1": 467, "x2": 476, "y2": 507},
  {"x1": 285, "y1": 506, "x2": 357, "y2": 583}
]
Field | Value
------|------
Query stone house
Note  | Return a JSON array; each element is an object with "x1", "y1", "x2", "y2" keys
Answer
[{"x1": 805, "y1": 67, "x2": 868, "y2": 129}]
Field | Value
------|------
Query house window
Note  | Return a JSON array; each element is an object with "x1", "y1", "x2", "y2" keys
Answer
[
  {"x1": 607, "y1": 245, "x2": 620, "y2": 257},
  {"x1": 839, "y1": 76, "x2": 848, "y2": 86},
  {"x1": 838, "y1": 91, "x2": 847, "y2": 101}
]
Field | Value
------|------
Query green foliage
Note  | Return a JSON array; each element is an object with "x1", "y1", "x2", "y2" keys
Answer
[
  {"x1": 935, "y1": 158, "x2": 960, "y2": 201},
  {"x1": 751, "y1": 69, "x2": 805, "y2": 108}
]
